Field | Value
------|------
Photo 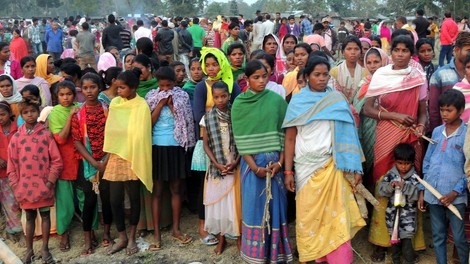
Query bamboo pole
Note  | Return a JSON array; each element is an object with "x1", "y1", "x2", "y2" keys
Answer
[{"x1": 0, "y1": 239, "x2": 22, "y2": 264}]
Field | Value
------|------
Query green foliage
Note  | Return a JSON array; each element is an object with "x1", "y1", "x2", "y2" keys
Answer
[
  {"x1": 206, "y1": 2, "x2": 224, "y2": 18},
  {"x1": 229, "y1": 0, "x2": 238, "y2": 15}
]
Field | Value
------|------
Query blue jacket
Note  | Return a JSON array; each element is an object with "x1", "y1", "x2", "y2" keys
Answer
[{"x1": 422, "y1": 121, "x2": 468, "y2": 205}]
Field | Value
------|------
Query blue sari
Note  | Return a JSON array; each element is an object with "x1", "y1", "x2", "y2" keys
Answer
[{"x1": 240, "y1": 152, "x2": 293, "y2": 263}]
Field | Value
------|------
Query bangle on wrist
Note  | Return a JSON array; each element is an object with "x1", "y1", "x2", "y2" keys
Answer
[
  {"x1": 277, "y1": 161, "x2": 282, "y2": 168},
  {"x1": 284, "y1": 171, "x2": 294, "y2": 175},
  {"x1": 255, "y1": 167, "x2": 260, "y2": 174},
  {"x1": 378, "y1": 110, "x2": 382, "y2": 120}
]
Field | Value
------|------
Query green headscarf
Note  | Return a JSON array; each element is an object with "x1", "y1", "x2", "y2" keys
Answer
[
  {"x1": 137, "y1": 77, "x2": 158, "y2": 98},
  {"x1": 200, "y1": 47, "x2": 234, "y2": 92}
]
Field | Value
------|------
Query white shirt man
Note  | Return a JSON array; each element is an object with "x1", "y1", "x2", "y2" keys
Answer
[{"x1": 134, "y1": 20, "x2": 152, "y2": 42}]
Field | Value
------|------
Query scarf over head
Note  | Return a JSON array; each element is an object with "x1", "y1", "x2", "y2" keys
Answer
[
  {"x1": 205, "y1": 106, "x2": 237, "y2": 178},
  {"x1": 357, "y1": 48, "x2": 390, "y2": 99},
  {"x1": 97, "y1": 52, "x2": 117, "y2": 72},
  {"x1": 145, "y1": 87, "x2": 196, "y2": 150},
  {"x1": 103, "y1": 95, "x2": 153, "y2": 192},
  {"x1": 264, "y1": 33, "x2": 287, "y2": 74},
  {"x1": 0, "y1": 74, "x2": 22, "y2": 104},
  {"x1": 282, "y1": 87, "x2": 364, "y2": 174},
  {"x1": 35, "y1": 54, "x2": 62, "y2": 85},
  {"x1": 366, "y1": 64, "x2": 426, "y2": 98},
  {"x1": 200, "y1": 47, "x2": 234, "y2": 92}
]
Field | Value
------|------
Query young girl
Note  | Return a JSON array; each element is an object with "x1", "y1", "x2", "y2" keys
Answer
[
  {"x1": 282, "y1": 43, "x2": 312, "y2": 100},
  {"x1": 60, "y1": 63, "x2": 84, "y2": 102},
  {"x1": 103, "y1": 68, "x2": 152, "y2": 256},
  {"x1": 0, "y1": 101, "x2": 22, "y2": 242},
  {"x1": 251, "y1": 51, "x2": 286, "y2": 98},
  {"x1": 182, "y1": 58, "x2": 203, "y2": 106},
  {"x1": 0, "y1": 74, "x2": 22, "y2": 119},
  {"x1": 203, "y1": 81, "x2": 241, "y2": 255},
  {"x1": 170, "y1": 61, "x2": 187, "y2": 88},
  {"x1": 194, "y1": 47, "x2": 241, "y2": 244},
  {"x1": 8, "y1": 96, "x2": 62, "y2": 264},
  {"x1": 48, "y1": 80, "x2": 79, "y2": 252},
  {"x1": 98, "y1": 66, "x2": 122, "y2": 108},
  {"x1": 285, "y1": 50, "x2": 296, "y2": 73},
  {"x1": 16, "y1": 56, "x2": 51, "y2": 106},
  {"x1": 72, "y1": 73, "x2": 113, "y2": 256},
  {"x1": 231, "y1": 60, "x2": 292, "y2": 263},
  {"x1": 146, "y1": 66, "x2": 196, "y2": 249},
  {"x1": 416, "y1": 38, "x2": 436, "y2": 86}
]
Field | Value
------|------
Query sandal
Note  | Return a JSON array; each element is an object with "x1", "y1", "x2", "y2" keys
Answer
[
  {"x1": 81, "y1": 247, "x2": 94, "y2": 257},
  {"x1": 172, "y1": 233, "x2": 193, "y2": 245},
  {"x1": 42, "y1": 253, "x2": 56, "y2": 264},
  {"x1": 126, "y1": 246, "x2": 139, "y2": 256},
  {"x1": 21, "y1": 250, "x2": 35, "y2": 264},
  {"x1": 149, "y1": 241, "x2": 162, "y2": 251},
  {"x1": 200, "y1": 234, "x2": 218, "y2": 246},
  {"x1": 59, "y1": 241, "x2": 70, "y2": 252}
]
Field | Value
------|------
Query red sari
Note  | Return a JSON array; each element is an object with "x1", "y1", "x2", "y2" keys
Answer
[{"x1": 9, "y1": 37, "x2": 28, "y2": 62}]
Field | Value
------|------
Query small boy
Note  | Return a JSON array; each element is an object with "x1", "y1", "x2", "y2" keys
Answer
[
  {"x1": 419, "y1": 89, "x2": 469, "y2": 264},
  {"x1": 378, "y1": 143, "x2": 420, "y2": 264}
]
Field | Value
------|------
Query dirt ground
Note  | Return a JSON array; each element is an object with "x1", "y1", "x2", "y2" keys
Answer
[{"x1": 1, "y1": 207, "x2": 444, "y2": 264}]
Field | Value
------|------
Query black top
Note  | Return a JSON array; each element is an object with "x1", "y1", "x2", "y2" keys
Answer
[
  {"x1": 155, "y1": 28, "x2": 175, "y2": 55},
  {"x1": 413, "y1": 16, "x2": 430, "y2": 39},
  {"x1": 102, "y1": 24, "x2": 123, "y2": 50}
]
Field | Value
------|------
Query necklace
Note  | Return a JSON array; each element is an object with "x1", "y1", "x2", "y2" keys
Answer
[{"x1": 25, "y1": 126, "x2": 34, "y2": 134}]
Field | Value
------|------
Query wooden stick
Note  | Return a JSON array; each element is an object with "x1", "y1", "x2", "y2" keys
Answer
[
  {"x1": 345, "y1": 173, "x2": 380, "y2": 208},
  {"x1": 412, "y1": 174, "x2": 463, "y2": 220}
]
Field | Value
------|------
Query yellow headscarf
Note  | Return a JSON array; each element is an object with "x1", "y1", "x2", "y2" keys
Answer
[
  {"x1": 103, "y1": 95, "x2": 153, "y2": 192},
  {"x1": 35, "y1": 54, "x2": 61, "y2": 85},
  {"x1": 200, "y1": 47, "x2": 234, "y2": 92}
]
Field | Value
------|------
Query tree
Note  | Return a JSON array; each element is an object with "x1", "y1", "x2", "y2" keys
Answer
[
  {"x1": 229, "y1": 0, "x2": 238, "y2": 15},
  {"x1": 205, "y1": 2, "x2": 225, "y2": 18},
  {"x1": 167, "y1": 0, "x2": 198, "y2": 17},
  {"x1": 36, "y1": 0, "x2": 62, "y2": 15}
]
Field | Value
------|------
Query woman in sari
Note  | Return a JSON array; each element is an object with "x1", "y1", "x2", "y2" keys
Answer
[
  {"x1": 281, "y1": 34, "x2": 298, "y2": 56},
  {"x1": 330, "y1": 36, "x2": 367, "y2": 103},
  {"x1": 16, "y1": 56, "x2": 51, "y2": 106},
  {"x1": 352, "y1": 48, "x2": 389, "y2": 185},
  {"x1": 9, "y1": 29, "x2": 28, "y2": 62},
  {"x1": 282, "y1": 43, "x2": 312, "y2": 101},
  {"x1": 232, "y1": 60, "x2": 293, "y2": 263},
  {"x1": 262, "y1": 33, "x2": 286, "y2": 84},
  {"x1": 193, "y1": 47, "x2": 241, "y2": 244},
  {"x1": 0, "y1": 74, "x2": 23, "y2": 119},
  {"x1": 36, "y1": 54, "x2": 62, "y2": 105},
  {"x1": 364, "y1": 35, "x2": 427, "y2": 261},
  {"x1": 283, "y1": 55, "x2": 365, "y2": 264},
  {"x1": 0, "y1": 42, "x2": 22, "y2": 80}
]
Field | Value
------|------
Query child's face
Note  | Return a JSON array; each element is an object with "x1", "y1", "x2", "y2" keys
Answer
[
  {"x1": 395, "y1": 160, "x2": 413, "y2": 176},
  {"x1": 297, "y1": 76, "x2": 306, "y2": 88},
  {"x1": 0, "y1": 108, "x2": 11, "y2": 126},
  {"x1": 81, "y1": 79, "x2": 100, "y2": 102},
  {"x1": 158, "y1": 79, "x2": 175, "y2": 91},
  {"x1": 212, "y1": 89, "x2": 230, "y2": 111},
  {"x1": 286, "y1": 53, "x2": 295, "y2": 70},
  {"x1": 57, "y1": 87, "x2": 75, "y2": 107},
  {"x1": 116, "y1": 79, "x2": 136, "y2": 99},
  {"x1": 440, "y1": 104, "x2": 463, "y2": 125},
  {"x1": 465, "y1": 62, "x2": 470, "y2": 80},
  {"x1": 418, "y1": 43, "x2": 434, "y2": 64},
  {"x1": 21, "y1": 105, "x2": 39, "y2": 125}
]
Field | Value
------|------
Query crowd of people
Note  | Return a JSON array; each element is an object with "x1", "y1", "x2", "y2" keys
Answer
[{"x1": 0, "y1": 8, "x2": 470, "y2": 264}]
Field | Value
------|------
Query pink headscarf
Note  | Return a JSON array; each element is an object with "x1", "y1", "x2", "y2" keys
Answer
[
  {"x1": 359, "y1": 37, "x2": 372, "y2": 46},
  {"x1": 97, "y1": 52, "x2": 117, "y2": 72}
]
